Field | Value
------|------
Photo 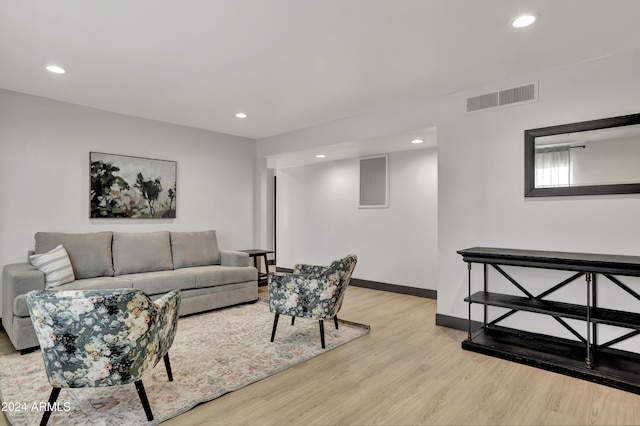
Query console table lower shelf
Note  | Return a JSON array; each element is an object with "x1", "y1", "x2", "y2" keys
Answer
[
  {"x1": 463, "y1": 326, "x2": 640, "y2": 394},
  {"x1": 458, "y1": 246, "x2": 640, "y2": 395}
]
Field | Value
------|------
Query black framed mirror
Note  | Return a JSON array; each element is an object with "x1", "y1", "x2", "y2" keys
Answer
[{"x1": 525, "y1": 113, "x2": 640, "y2": 197}]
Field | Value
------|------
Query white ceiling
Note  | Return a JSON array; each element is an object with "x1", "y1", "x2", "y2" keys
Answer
[
  {"x1": 2, "y1": 0, "x2": 640, "y2": 146},
  {"x1": 266, "y1": 126, "x2": 438, "y2": 169}
]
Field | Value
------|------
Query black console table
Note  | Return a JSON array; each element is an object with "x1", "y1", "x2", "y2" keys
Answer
[{"x1": 458, "y1": 247, "x2": 640, "y2": 394}]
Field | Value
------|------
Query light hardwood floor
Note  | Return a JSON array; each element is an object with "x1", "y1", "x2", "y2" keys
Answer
[{"x1": 2, "y1": 286, "x2": 640, "y2": 425}]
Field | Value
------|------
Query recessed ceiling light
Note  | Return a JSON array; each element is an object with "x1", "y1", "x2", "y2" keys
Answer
[
  {"x1": 512, "y1": 14, "x2": 537, "y2": 28},
  {"x1": 235, "y1": 112, "x2": 247, "y2": 119},
  {"x1": 46, "y1": 65, "x2": 66, "y2": 74},
  {"x1": 411, "y1": 139, "x2": 424, "y2": 144},
  {"x1": 315, "y1": 154, "x2": 326, "y2": 158}
]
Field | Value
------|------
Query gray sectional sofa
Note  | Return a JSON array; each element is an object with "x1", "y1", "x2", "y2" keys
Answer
[{"x1": 2, "y1": 230, "x2": 258, "y2": 352}]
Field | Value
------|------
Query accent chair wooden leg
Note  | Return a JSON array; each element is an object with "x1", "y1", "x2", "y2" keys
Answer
[
  {"x1": 319, "y1": 320, "x2": 325, "y2": 349},
  {"x1": 135, "y1": 380, "x2": 154, "y2": 421},
  {"x1": 40, "y1": 387, "x2": 61, "y2": 426},
  {"x1": 334, "y1": 315, "x2": 339, "y2": 330},
  {"x1": 271, "y1": 313, "x2": 280, "y2": 342},
  {"x1": 164, "y1": 353, "x2": 173, "y2": 382},
  {"x1": 291, "y1": 316, "x2": 295, "y2": 326}
]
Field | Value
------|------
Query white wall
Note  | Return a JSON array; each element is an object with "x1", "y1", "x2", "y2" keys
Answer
[
  {"x1": 275, "y1": 148, "x2": 437, "y2": 289},
  {"x1": 437, "y1": 49, "x2": 640, "y2": 327},
  {"x1": 257, "y1": 48, "x2": 640, "y2": 343},
  {"x1": 0, "y1": 90, "x2": 256, "y2": 315}
]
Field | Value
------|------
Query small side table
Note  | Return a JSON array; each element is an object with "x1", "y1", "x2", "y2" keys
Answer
[{"x1": 238, "y1": 249, "x2": 274, "y2": 286}]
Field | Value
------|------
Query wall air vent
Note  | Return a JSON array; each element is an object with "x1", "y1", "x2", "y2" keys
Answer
[
  {"x1": 467, "y1": 92, "x2": 498, "y2": 112},
  {"x1": 466, "y1": 82, "x2": 538, "y2": 113},
  {"x1": 359, "y1": 155, "x2": 388, "y2": 209}
]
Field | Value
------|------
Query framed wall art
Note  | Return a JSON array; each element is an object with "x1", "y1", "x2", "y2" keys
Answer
[{"x1": 90, "y1": 152, "x2": 177, "y2": 219}]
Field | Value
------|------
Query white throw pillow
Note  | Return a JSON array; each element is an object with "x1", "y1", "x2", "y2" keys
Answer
[{"x1": 30, "y1": 244, "x2": 75, "y2": 288}]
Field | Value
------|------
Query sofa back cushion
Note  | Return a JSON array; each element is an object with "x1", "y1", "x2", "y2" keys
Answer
[
  {"x1": 34, "y1": 232, "x2": 114, "y2": 279},
  {"x1": 113, "y1": 231, "x2": 174, "y2": 275},
  {"x1": 170, "y1": 230, "x2": 221, "y2": 268}
]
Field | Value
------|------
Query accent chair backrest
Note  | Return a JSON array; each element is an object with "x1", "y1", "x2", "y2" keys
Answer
[
  {"x1": 326, "y1": 254, "x2": 358, "y2": 314},
  {"x1": 26, "y1": 288, "x2": 179, "y2": 388}
]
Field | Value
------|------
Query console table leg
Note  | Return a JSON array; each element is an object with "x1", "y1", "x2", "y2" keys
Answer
[
  {"x1": 483, "y1": 264, "x2": 488, "y2": 328},
  {"x1": 592, "y1": 274, "x2": 598, "y2": 366},
  {"x1": 585, "y1": 272, "x2": 592, "y2": 369},
  {"x1": 467, "y1": 262, "x2": 472, "y2": 340}
]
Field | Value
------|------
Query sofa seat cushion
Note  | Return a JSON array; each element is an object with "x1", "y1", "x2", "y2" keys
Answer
[
  {"x1": 172, "y1": 283, "x2": 257, "y2": 316},
  {"x1": 119, "y1": 269, "x2": 196, "y2": 295},
  {"x1": 113, "y1": 231, "x2": 174, "y2": 275},
  {"x1": 58, "y1": 276, "x2": 134, "y2": 291},
  {"x1": 34, "y1": 231, "x2": 114, "y2": 279},
  {"x1": 170, "y1": 230, "x2": 221, "y2": 268},
  {"x1": 13, "y1": 277, "x2": 134, "y2": 317},
  {"x1": 191, "y1": 265, "x2": 258, "y2": 289}
]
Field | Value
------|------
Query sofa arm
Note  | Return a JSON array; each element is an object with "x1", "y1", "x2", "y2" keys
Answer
[
  {"x1": 2, "y1": 263, "x2": 45, "y2": 327},
  {"x1": 220, "y1": 250, "x2": 250, "y2": 267},
  {"x1": 3, "y1": 263, "x2": 45, "y2": 299}
]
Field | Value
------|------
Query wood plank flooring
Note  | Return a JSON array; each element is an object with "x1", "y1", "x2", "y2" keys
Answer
[{"x1": 2, "y1": 286, "x2": 640, "y2": 425}]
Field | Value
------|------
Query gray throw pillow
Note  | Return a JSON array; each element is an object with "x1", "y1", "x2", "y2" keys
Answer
[
  {"x1": 30, "y1": 244, "x2": 76, "y2": 288},
  {"x1": 113, "y1": 231, "x2": 174, "y2": 275},
  {"x1": 170, "y1": 230, "x2": 221, "y2": 268},
  {"x1": 34, "y1": 232, "x2": 114, "y2": 279}
]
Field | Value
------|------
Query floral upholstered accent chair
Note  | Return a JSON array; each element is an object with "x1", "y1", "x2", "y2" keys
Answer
[
  {"x1": 26, "y1": 288, "x2": 181, "y2": 425},
  {"x1": 268, "y1": 254, "x2": 357, "y2": 348}
]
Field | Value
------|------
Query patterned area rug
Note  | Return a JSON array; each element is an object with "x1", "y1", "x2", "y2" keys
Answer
[{"x1": 0, "y1": 299, "x2": 369, "y2": 426}]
